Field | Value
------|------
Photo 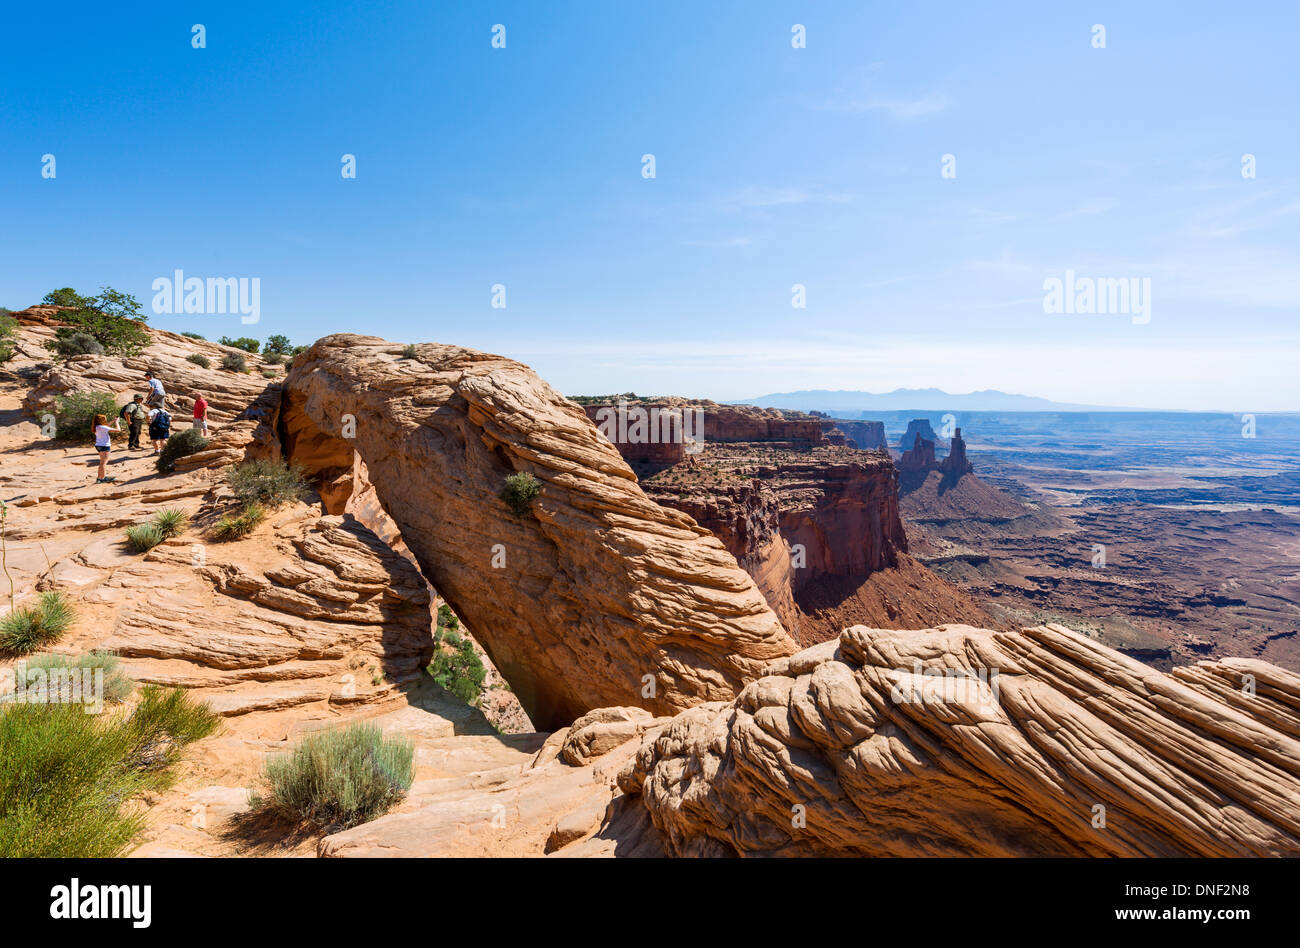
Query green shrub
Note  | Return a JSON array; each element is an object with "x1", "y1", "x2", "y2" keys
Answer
[
  {"x1": 227, "y1": 459, "x2": 306, "y2": 509},
  {"x1": 151, "y1": 508, "x2": 190, "y2": 538},
  {"x1": 218, "y1": 336, "x2": 260, "y2": 353},
  {"x1": 5, "y1": 651, "x2": 134, "y2": 707},
  {"x1": 0, "y1": 685, "x2": 220, "y2": 857},
  {"x1": 0, "y1": 315, "x2": 18, "y2": 364},
  {"x1": 47, "y1": 331, "x2": 104, "y2": 360},
  {"x1": 401, "y1": 344, "x2": 417, "y2": 359},
  {"x1": 428, "y1": 628, "x2": 485, "y2": 704},
  {"x1": 261, "y1": 722, "x2": 414, "y2": 830},
  {"x1": 186, "y1": 353, "x2": 211, "y2": 368},
  {"x1": 501, "y1": 471, "x2": 541, "y2": 515},
  {"x1": 262, "y1": 351, "x2": 284, "y2": 365},
  {"x1": 124, "y1": 523, "x2": 164, "y2": 554},
  {"x1": 155, "y1": 427, "x2": 209, "y2": 474},
  {"x1": 211, "y1": 503, "x2": 265, "y2": 542},
  {"x1": 437, "y1": 603, "x2": 459, "y2": 632},
  {"x1": 263, "y1": 334, "x2": 293, "y2": 356},
  {"x1": 0, "y1": 592, "x2": 75, "y2": 655},
  {"x1": 261, "y1": 370, "x2": 277, "y2": 379},
  {"x1": 52, "y1": 391, "x2": 116, "y2": 441},
  {"x1": 42, "y1": 286, "x2": 151, "y2": 357},
  {"x1": 221, "y1": 352, "x2": 247, "y2": 372},
  {"x1": 180, "y1": 331, "x2": 206, "y2": 340}
]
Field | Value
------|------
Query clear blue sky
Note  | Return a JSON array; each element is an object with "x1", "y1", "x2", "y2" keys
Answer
[{"x1": 3, "y1": 1, "x2": 1297, "y2": 409}]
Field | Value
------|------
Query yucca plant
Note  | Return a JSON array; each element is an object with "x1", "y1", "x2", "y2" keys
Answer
[
  {"x1": 151, "y1": 508, "x2": 190, "y2": 538},
  {"x1": 0, "y1": 591, "x2": 75, "y2": 655},
  {"x1": 211, "y1": 503, "x2": 265, "y2": 542},
  {"x1": 124, "y1": 522, "x2": 164, "y2": 553}
]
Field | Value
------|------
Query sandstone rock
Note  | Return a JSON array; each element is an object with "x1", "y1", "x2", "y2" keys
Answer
[
  {"x1": 620, "y1": 622, "x2": 1300, "y2": 856},
  {"x1": 282, "y1": 335, "x2": 797, "y2": 729}
]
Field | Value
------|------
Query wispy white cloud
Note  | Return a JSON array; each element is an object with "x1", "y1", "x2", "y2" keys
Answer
[
  {"x1": 716, "y1": 186, "x2": 854, "y2": 211},
  {"x1": 812, "y1": 90, "x2": 952, "y2": 118}
]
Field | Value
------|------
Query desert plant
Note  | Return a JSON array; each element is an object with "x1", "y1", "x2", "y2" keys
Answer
[
  {"x1": 0, "y1": 591, "x2": 75, "y2": 655},
  {"x1": 52, "y1": 391, "x2": 116, "y2": 441},
  {"x1": 261, "y1": 351, "x2": 283, "y2": 365},
  {"x1": 124, "y1": 523, "x2": 164, "y2": 554},
  {"x1": 180, "y1": 331, "x2": 206, "y2": 340},
  {"x1": 428, "y1": 630, "x2": 485, "y2": 704},
  {"x1": 0, "y1": 315, "x2": 17, "y2": 364},
  {"x1": 260, "y1": 722, "x2": 414, "y2": 830},
  {"x1": 7, "y1": 650, "x2": 134, "y2": 707},
  {"x1": 501, "y1": 471, "x2": 541, "y2": 515},
  {"x1": 155, "y1": 428, "x2": 209, "y2": 474},
  {"x1": 0, "y1": 685, "x2": 219, "y2": 857},
  {"x1": 401, "y1": 344, "x2": 417, "y2": 358},
  {"x1": 263, "y1": 334, "x2": 293, "y2": 356},
  {"x1": 47, "y1": 331, "x2": 104, "y2": 360},
  {"x1": 261, "y1": 370, "x2": 277, "y2": 379},
  {"x1": 211, "y1": 503, "x2": 266, "y2": 542},
  {"x1": 226, "y1": 459, "x2": 306, "y2": 509},
  {"x1": 186, "y1": 353, "x2": 211, "y2": 368},
  {"x1": 42, "y1": 286, "x2": 151, "y2": 357},
  {"x1": 151, "y1": 508, "x2": 190, "y2": 538},
  {"x1": 218, "y1": 336, "x2": 260, "y2": 353},
  {"x1": 221, "y1": 352, "x2": 247, "y2": 372}
]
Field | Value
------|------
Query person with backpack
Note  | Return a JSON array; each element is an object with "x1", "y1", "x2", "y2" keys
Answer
[
  {"x1": 147, "y1": 404, "x2": 172, "y2": 455},
  {"x1": 119, "y1": 394, "x2": 148, "y2": 451}
]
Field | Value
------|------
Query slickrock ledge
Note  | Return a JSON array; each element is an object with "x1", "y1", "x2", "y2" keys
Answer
[
  {"x1": 282, "y1": 335, "x2": 797, "y2": 730},
  {"x1": 618, "y1": 622, "x2": 1300, "y2": 856}
]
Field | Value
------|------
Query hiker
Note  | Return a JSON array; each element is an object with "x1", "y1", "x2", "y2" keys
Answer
[
  {"x1": 143, "y1": 371, "x2": 166, "y2": 408},
  {"x1": 118, "y1": 394, "x2": 148, "y2": 451},
  {"x1": 192, "y1": 391, "x2": 209, "y2": 436},
  {"x1": 147, "y1": 404, "x2": 172, "y2": 455},
  {"x1": 92, "y1": 412, "x2": 119, "y2": 483}
]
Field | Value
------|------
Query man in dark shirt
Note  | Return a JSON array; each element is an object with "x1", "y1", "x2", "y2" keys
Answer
[{"x1": 121, "y1": 394, "x2": 148, "y2": 451}]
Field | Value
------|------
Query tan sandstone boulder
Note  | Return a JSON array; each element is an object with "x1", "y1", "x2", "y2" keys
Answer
[
  {"x1": 281, "y1": 335, "x2": 797, "y2": 729},
  {"x1": 619, "y1": 622, "x2": 1300, "y2": 856}
]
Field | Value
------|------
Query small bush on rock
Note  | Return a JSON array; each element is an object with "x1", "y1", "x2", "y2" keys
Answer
[
  {"x1": 227, "y1": 459, "x2": 306, "y2": 509},
  {"x1": 501, "y1": 472, "x2": 541, "y2": 515},
  {"x1": 155, "y1": 428, "x2": 209, "y2": 474},
  {"x1": 53, "y1": 392, "x2": 116, "y2": 441},
  {"x1": 220, "y1": 352, "x2": 246, "y2": 372},
  {"x1": 0, "y1": 592, "x2": 75, "y2": 655},
  {"x1": 260, "y1": 722, "x2": 414, "y2": 830},
  {"x1": 186, "y1": 353, "x2": 211, "y2": 368}
]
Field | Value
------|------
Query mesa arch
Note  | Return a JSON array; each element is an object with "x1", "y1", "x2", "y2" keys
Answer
[{"x1": 279, "y1": 334, "x2": 797, "y2": 730}]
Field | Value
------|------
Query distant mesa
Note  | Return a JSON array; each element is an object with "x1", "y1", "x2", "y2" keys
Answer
[
  {"x1": 899, "y1": 417, "x2": 941, "y2": 452},
  {"x1": 740, "y1": 387, "x2": 1133, "y2": 414}
]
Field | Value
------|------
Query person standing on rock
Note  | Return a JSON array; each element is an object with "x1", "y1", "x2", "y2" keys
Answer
[
  {"x1": 120, "y1": 394, "x2": 148, "y2": 451},
  {"x1": 143, "y1": 371, "x2": 166, "y2": 409},
  {"x1": 192, "y1": 391, "x2": 209, "y2": 436},
  {"x1": 92, "y1": 412, "x2": 119, "y2": 483}
]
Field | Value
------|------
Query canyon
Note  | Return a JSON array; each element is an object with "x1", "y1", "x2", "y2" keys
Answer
[{"x1": 2, "y1": 308, "x2": 1298, "y2": 858}]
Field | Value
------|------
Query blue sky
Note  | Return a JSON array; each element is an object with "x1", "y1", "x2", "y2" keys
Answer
[{"x1": 3, "y1": 1, "x2": 1298, "y2": 409}]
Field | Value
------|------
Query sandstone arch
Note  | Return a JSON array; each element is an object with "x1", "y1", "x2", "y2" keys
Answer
[{"x1": 281, "y1": 335, "x2": 797, "y2": 730}]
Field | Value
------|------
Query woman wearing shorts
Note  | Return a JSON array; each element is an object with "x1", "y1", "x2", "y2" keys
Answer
[{"x1": 92, "y1": 412, "x2": 119, "y2": 483}]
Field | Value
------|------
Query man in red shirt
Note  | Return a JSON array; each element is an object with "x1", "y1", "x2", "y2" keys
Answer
[{"x1": 192, "y1": 392, "x2": 209, "y2": 436}]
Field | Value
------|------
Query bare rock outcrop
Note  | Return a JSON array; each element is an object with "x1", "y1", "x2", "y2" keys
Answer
[
  {"x1": 282, "y1": 335, "x2": 797, "y2": 730},
  {"x1": 620, "y1": 622, "x2": 1300, "y2": 856}
]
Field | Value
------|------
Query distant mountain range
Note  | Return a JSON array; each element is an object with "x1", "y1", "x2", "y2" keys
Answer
[{"x1": 736, "y1": 388, "x2": 1135, "y2": 414}]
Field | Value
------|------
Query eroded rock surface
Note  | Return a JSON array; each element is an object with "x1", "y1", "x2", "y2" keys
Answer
[
  {"x1": 620, "y1": 622, "x2": 1300, "y2": 856},
  {"x1": 282, "y1": 335, "x2": 797, "y2": 729}
]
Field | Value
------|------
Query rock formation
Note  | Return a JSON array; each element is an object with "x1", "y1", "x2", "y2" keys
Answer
[
  {"x1": 620, "y1": 621, "x2": 1300, "y2": 856},
  {"x1": 896, "y1": 436, "x2": 938, "y2": 474},
  {"x1": 898, "y1": 418, "x2": 940, "y2": 451},
  {"x1": 827, "y1": 419, "x2": 886, "y2": 450},
  {"x1": 281, "y1": 336, "x2": 797, "y2": 730},
  {"x1": 939, "y1": 427, "x2": 973, "y2": 477}
]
